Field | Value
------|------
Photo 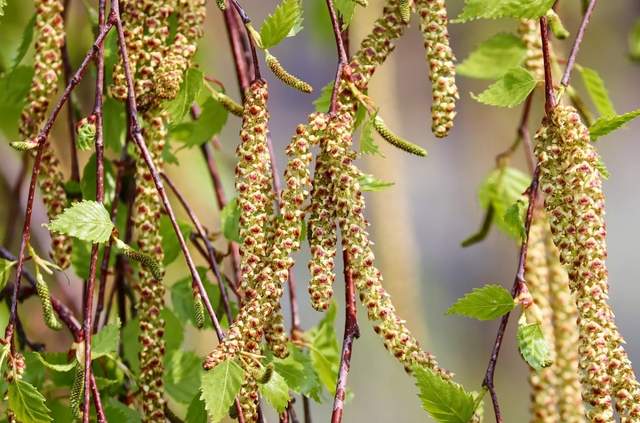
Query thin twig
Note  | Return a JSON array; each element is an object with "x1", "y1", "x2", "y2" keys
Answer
[
  {"x1": 326, "y1": 0, "x2": 349, "y2": 114},
  {"x1": 561, "y1": 0, "x2": 597, "y2": 87},
  {"x1": 482, "y1": 168, "x2": 540, "y2": 423},
  {"x1": 227, "y1": 0, "x2": 261, "y2": 81},
  {"x1": 540, "y1": 17, "x2": 556, "y2": 115}
]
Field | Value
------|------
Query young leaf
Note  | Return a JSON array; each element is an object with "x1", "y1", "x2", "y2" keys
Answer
[
  {"x1": 454, "y1": 0, "x2": 555, "y2": 23},
  {"x1": 81, "y1": 154, "x2": 116, "y2": 205},
  {"x1": 307, "y1": 302, "x2": 340, "y2": 394},
  {"x1": 471, "y1": 67, "x2": 537, "y2": 108},
  {"x1": 358, "y1": 173, "x2": 394, "y2": 192},
  {"x1": 103, "y1": 97, "x2": 126, "y2": 152},
  {"x1": 8, "y1": 379, "x2": 53, "y2": 423},
  {"x1": 0, "y1": 66, "x2": 34, "y2": 139},
  {"x1": 335, "y1": 0, "x2": 356, "y2": 28},
  {"x1": 577, "y1": 66, "x2": 616, "y2": 117},
  {"x1": 503, "y1": 199, "x2": 526, "y2": 242},
  {"x1": 630, "y1": 18, "x2": 640, "y2": 61},
  {"x1": 313, "y1": 81, "x2": 334, "y2": 112},
  {"x1": 200, "y1": 359, "x2": 245, "y2": 423},
  {"x1": 359, "y1": 114, "x2": 383, "y2": 156},
  {"x1": 259, "y1": 369, "x2": 291, "y2": 413},
  {"x1": 517, "y1": 320, "x2": 552, "y2": 370},
  {"x1": 458, "y1": 33, "x2": 527, "y2": 80},
  {"x1": 171, "y1": 96, "x2": 228, "y2": 148},
  {"x1": 165, "y1": 350, "x2": 203, "y2": 404},
  {"x1": 270, "y1": 343, "x2": 322, "y2": 402},
  {"x1": 185, "y1": 395, "x2": 208, "y2": 423},
  {"x1": 220, "y1": 197, "x2": 241, "y2": 243},
  {"x1": 260, "y1": 0, "x2": 304, "y2": 49},
  {"x1": 12, "y1": 14, "x2": 36, "y2": 69},
  {"x1": 103, "y1": 397, "x2": 142, "y2": 423},
  {"x1": 92, "y1": 320, "x2": 121, "y2": 359},
  {"x1": 0, "y1": 258, "x2": 16, "y2": 291},
  {"x1": 413, "y1": 366, "x2": 476, "y2": 423},
  {"x1": 46, "y1": 200, "x2": 114, "y2": 244},
  {"x1": 447, "y1": 284, "x2": 516, "y2": 320},
  {"x1": 160, "y1": 215, "x2": 192, "y2": 266},
  {"x1": 590, "y1": 109, "x2": 640, "y2": 141},
  {"x1": 165, "y1": 68, "x2": 204, "y2": 123},
  {"x1": 32, "y1": 353, "x2": 76, "y2": 373}
]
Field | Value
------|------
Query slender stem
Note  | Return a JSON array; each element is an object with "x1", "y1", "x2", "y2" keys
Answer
[
  {"x1": 82, "y1": 1, "x2": 107, "y2": 419},
  {"x1": 222, "y1": 9, "x2": 252, "y2": 93},
  {"x1": 326, "y1": 0, "x2": 348, "y2": 114},
  {"x1": 330, "y1": 250, "x2": 360, "y2": 423},
  {"x1": 561, "y1": 0, "x2": 597, "y2": 87},
  {"x1": 482, "y1": 168, "x2": 540, "y2": 423},
  {"x1": 540, "y1": 17, "x2": 556, "y2": 115},
  {"x1": 226, "y1": 0, "x2": 261, "y2": 81},
  {"x1": 62, "y1": 0, "x2": 80, "y2": 183}
]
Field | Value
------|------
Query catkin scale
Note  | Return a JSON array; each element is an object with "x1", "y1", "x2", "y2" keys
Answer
[
  {"x1": 265, "y1": 54, "x2": 313, "y2": 93},
  {"x1": 373, "y1": 116, "x2": 427, "y2": 156}
]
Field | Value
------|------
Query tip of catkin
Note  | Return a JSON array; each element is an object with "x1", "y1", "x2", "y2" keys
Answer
[
  {"x1": 373, "y1": 116, "x2": 427, "y2": 157},
  {"x1": 265, "y1": 53, "x2": 313, "y2": 94}
]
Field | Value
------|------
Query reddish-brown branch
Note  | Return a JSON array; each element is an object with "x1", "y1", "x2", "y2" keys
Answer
[
  {"x1": 331, "y1": 250, "x2": 360, "y2": 423},
  {"x1": 540, "y1": 17, "x2": 556, "y2": 115},
  {"x1": 326, "y1": 0, "x2": 349, "y2": 114},
  {"x1": 482, "y1": 168, "x2": 540, "y2": 423},
  {"x1": 561, "y1": 0, "x2": 597, "y2": 87}
]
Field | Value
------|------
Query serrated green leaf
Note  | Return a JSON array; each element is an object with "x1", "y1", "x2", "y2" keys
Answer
[
  {"x1": 471, "y1": 67, "x2": 537, "y2": 108},
  {"x1": 103, "y1": 397, "x2": 141, "y2": 423},
  {"x1": 171, "y1": 96, "x2": 228, "y2": 148},
  {"x1": 81, "y1": 154, "x2": 116, "y2": 205},
  {"x1": 0, "y1": 258, "x2": 16, "y2": 292},
  {"x1": 259, "y1": 369, "x2": 290, "y2": 412},
  {"x1": 270, "y1": 343, "x2": 322, "y2": 402},
  {"x1": 517, "y1": 320, "x2": 552, "y2": 370},
  {"x1": 185, "y1": 395, "x2": 208, "y2": 423},
  {"x1": 92, "y1": 320, "x2": 120, "y2": 359},
  {"x1": 335, "y1": 0, "x2": 356, "y2": 28},
  {"x1": 200, "y1": 359, "x2": 245, "y2": 423},
  {"x1": 595, "y1": 157, "x2": 610, "y2": 180},
  {"x1": 8, "y1": 380, "x2": 52, "y2": 423},
  {"x1": 590, "y1": 109, "x2": 640, "y2": 141},
  {"x1": 360, "y1": 114, "x2": 383, "y2": 156},
  {"x1": 166, "y1": 68, "x2": 204, "y2": 123},
  {"x1": 307, "y1": 303, "x2": 340, "y2": 394},
  {"x1": 578, "y1": 66, "x2": 616, "y2": 117},
  {"x1": 629, "y1": 18, "x2": 640, "y2": 61},
  {"x1": 160, "y1": 215, "x2": 192, "y2": 265},
  {"x1": 458, "y1": 33, "x2": 527, "y2": 80},
  {"x1": 46, "y1": 200, "x2": 114, "y2": 244},
  {"x1": 32, "y1": 353, "x2": 76, "y2": 373},
  {"x1": 358, "y1": 173, "x2": 394, "y2": 192},
  {"x1": 0, "y1": 66, "x2": 34, "y2": 139},
  {"x1": 478, "y1": 167, "x2": 530, "y2": 240},
  {"x1": 503, "y1": 199, "x2": 526, "y2": 242},
  {"x1": 413, "y1": 366, "x2": 476, "y2": 423},
  {"x1": 260, "y1": 0, "x2": 304, "y2": 49},
  {"x1": 447, "y1": 284, "x2": 515, "y2": 320},
  {"x1": 454, "y1": 0, "x2": 555, "y2": 23},
  {"x1": 12, "y1": 14, "x2": 36, "y2": 69},
  {"x1": 220, "y1": 197, "x2": 241, "y2": 243},
  {"x1": 165, "y1": 350, "x2": 203, "y2": 404}
]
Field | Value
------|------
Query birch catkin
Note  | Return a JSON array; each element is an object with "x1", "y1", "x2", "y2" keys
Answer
[
  {"x1": 518, "y1": 19, "x2": 545, "y2": 82},
  {"x1": 535, "y1": 105, "x2": 640, "y2": 422}
]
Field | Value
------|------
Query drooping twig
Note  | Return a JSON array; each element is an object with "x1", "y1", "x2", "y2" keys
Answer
[
  {"x1": 540, "y1": 17, "x2": 556, "y2": 114},
  {"x1": 561, "y1": 0, "x2": 597, "y2": 87},
  {"x1": 82, "y1": 0, "x2": 108, "y2": 419},
  {"x1": 326, "y1": 0, "x2": 349, "y2": 115},
  {"x1": 62, "y1": 0, "x2": 80, "y2": 184},
  {"x1": 227, "y1": 0, "x2": 261, "y2": 81},
  {"x1": 482, "y1": 168, "x2": 541, "y2": 423}
]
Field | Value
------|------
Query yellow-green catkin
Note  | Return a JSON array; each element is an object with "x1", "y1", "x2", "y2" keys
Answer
[
  {"x1": 70, "y1": 363, "x2": 84, "y2": 420},
  {"x1": 265, "y1": 53, "x2": 313, "y2": 93},
  {"x1": 399, "y1": 0, "x2": 412, "y2": 23},
  {"x1": 416, "y1": 0, "x2": 458, "y2": 138},
  {"x1": 372, "y1": 116, "x2": 427, "y2": 156},
  {"x1": 211, "y1": 90, "x2": 244, "y2": 117},
  {"x1": 35, "y1": 271, "x2": 62, "y2": 330},
  {"x1": 20, "y1": 0, "x2": 71, "y2": 269},
  {"x1": 518, "y1": 19, "x2": 545, "y2": 82},
  {"x1": 524, "y1": 214, "x2": 559, "y2": 422},
  {"x1": 535, "y1": 105, "x2": 640, "y2": 422}
]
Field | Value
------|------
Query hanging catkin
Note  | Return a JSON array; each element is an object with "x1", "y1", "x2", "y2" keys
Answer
[
  {"x1": 518, "y1": 19, "x2": 545, "y2": 82},
  {"x1": 20, "y1": 0, "x2": 71, "y2": 269}
]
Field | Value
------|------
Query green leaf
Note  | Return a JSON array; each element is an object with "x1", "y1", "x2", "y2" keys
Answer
[
  {"x1": 81, "y1": 154, "x2": 116, "y2": 205},
  {"x1": 307, "y1": 303, "x2": 340, "y2": 394},
  {"x1": 590, "y1": 109, "x2": 640, "y2": 141},
  {"x1": 471, "y1": 67, "x2": 537, "y2": 108},
  {"x1": 200, "y1": 359, "x2": 245, "y2": 423},
  {"x1": 103, "y1": 397, "x2": 142, "y2": 423},
  {"x1": 454, "y1": 0, "x2": 555, "y2": 23},
  {"x1": 503, "y1": 199, "x2": 526, "y2": 242},
  {"x1": 447, "y1": 284, "x2": 515, "y2": 320},
  {"x1": 172, "y1": 97, "x2": 228, "y2": 148},
  {"x1": 358, "y1": 173, "x2": 394, "y2": 192},
  {"x1": 517, "y1": 320, "x2": 552, "y2": 370},
  {"x1": 413, "y1": 366, "x2": 476, "y2": 423},
  {"x1": 220, "y1": 198, "x2": 241, "y2": 243},
  {"x1": 259, "y1": 369, "x2": 291, "y2": 413},
  {"x1": 162, "y1": 307, "x2": 185, "y2": 353},
  {"x1": 92, "y1": 320, "x2": 120, "y2": 359},
  {"x1": 629, "y1": 18, "x2": 640, "y2": 61},
  {"x1": 260, "y1": 0, "x2": 304, "y2": 49},
  {"x1": 313, "y1": 81, "x2": 334, "y2": 112},
  {"x1": 32, "y1": 353, "x2": 76, "y2": 373},
  {"x1": 335, "y1": 0, "x2": 356, "y2": 28},
  {"x1": 165, "y1": 68, "x2": 204, "y2": 123},
  {"x1": 165, "y1": 350, "x2": 203, "y2": 404},
  {"x1": 359, "y1": 114, "x2": 383, "y2": 156},
  {"x1": 0, "y1": 66, "x2": 34, "y2": 139},
  {"x1": 185, "y1": 395, "x2": 208, "y2": 423},
  {"x1": 46, "y1": 200, "x2": 114, "y2": 244},
  {"x1": 270, "y1": 344, "x2": 322, "y2": 402},
  {"x1": 458, "y1": 33, "x2": 527, "y2": 80},
  {"x1": 12, "y1": 14, "x2": 36, "y2": 69},
  {"x1": 122, "y1": 318, "x2": 140, "y2": 376},
  {"x1": 103, "y1": 97, "x2": 126, "y2": 152},
  {"x1": 0, "y1": 258, "x2": 16, "y2": 291},
  {"x1": 8, "y1": 380, "x2": 52, "y2": 423},
  {"x1": 159, "y1": 215, "x2": 192, "y2": 266},
  {"x1": 578, "y1": 66, "x2": 616, "y2": 117}
]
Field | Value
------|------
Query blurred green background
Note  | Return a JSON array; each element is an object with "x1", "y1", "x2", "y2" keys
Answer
[{"x1": 1, "y1": 0, "x2": 639, "y2": 421}]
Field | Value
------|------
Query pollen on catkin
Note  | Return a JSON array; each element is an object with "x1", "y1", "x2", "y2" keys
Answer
[
  {"x1": 20, "y1": 0, "x2": 72, "y2": 269},
  {"x1": 373, "y1": 116, "x2": 427, "y2": 156},
  {"x1": 416, "y1": 0, "x2": 458, "y2": 138},
  {"x1": 265, "y1": 53, "x2": 313, "y2": 94},
  {"x1": 535, "y1": 105, "x2": 640, "y2": 422},
  {"x1": 518, "y1": 19, "x2": 545, "y2": 82}
]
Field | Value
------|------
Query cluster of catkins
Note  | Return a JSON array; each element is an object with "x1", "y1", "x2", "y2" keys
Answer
[
  {"x1": 524, "y1": 211, "x2": 584, "y2": 423},
  {"x1": 19, "y1": 0, "x2": 71, "y2": 269},
  {"x1": 111, "y1": 1, "x2": 205, "y2": 421},
  {"x1": 535, "y1": 106, "x2": 640, "y2": 422}
]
